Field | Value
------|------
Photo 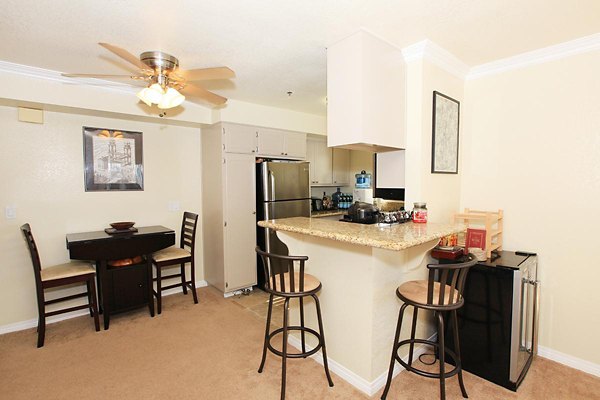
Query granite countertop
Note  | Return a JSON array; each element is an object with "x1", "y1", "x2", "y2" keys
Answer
[
  {"x1": 310, "y1": 210, "x2": 345, "y2": 218},
  {"x1": 258, "y1": 217, "x2": 464, "y2": 251}
]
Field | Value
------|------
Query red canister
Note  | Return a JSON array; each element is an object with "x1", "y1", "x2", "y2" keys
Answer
[{"x1": 413, "y1": 202, "x2": 428, "y2": 223}]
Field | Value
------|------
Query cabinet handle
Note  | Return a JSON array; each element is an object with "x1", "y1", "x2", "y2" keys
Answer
[
  {"x1": 251, "y1": 149, "x2": 255, "y2": 153},
  {"x1": 138, "y1": 284, "x2": 143, "y2": 288},
  {"x1": 252, "y1": 211, "x2": 256, "y2": 215}
]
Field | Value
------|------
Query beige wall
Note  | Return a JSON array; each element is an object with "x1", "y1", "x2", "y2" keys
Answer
[
  {"x1": 461, "y1": 51, "x2": 600, "y2": 364},
  {"x1": 404, "y1": 59, "x2": 464, "y2": 222},
  {"x1": 0, "y1": 105, "x2": 202, "y2": 327}
]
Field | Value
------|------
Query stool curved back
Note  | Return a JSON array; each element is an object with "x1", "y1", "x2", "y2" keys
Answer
[
  {"x1": 423, "y1": 254, "x2": 478, "y2": 310},
  {"x1": 255, "y1": 246, "x2": 319, "y2": 296}
]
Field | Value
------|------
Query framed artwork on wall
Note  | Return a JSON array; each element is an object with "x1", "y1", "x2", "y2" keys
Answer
[
  {"x1": 431, "y1": 91, "x2": 460, "y2": 174},
  {"x1": 83, "y1": 126, "x2": 144, "y2": 191}
]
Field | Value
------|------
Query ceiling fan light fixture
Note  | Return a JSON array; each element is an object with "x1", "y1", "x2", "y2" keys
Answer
[
  {"x1": 136, "y1": 88, "x2": 153, "y2": 106},
  {"x1": 158, "y1": 87, "x2": 185, "y2": 109}
]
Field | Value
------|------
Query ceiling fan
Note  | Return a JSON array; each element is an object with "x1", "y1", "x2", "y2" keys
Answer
[{"x1": 62, "y1": 43, "x2": 235, "y2": 109}]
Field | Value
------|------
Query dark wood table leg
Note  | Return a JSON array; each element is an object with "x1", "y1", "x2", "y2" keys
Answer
[
  {"x1": 95, "y1": 260, "x2": 104, "y2": 314},
  {"x1": 146, "y1": 254, "x2": 155, "y2": 317},
  {"x1": 100, "y1": 260, "x2": 110, "y2": 330}
]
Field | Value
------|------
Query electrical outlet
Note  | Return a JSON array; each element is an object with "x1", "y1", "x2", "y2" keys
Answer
[
  {"x1": 168, "y1": 201, "x2": 180, "y2": 212},
  {"x1": 5, "y1": 206, "x2": 16, "y2": 219}
]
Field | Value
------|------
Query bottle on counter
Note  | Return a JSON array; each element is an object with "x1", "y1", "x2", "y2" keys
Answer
[
  {"x1": 332, "y1": 187, "x2": 341, "y2": 209},
  {"x1": 412, "y1": 202, "x2": 428, "y2": 223}
]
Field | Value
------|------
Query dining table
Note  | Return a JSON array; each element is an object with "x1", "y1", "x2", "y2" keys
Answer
[{"x1": 65, "y1": 225, "x2": 175, "y2": 329}]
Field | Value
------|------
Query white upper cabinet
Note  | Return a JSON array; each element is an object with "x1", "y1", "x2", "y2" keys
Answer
[
  {"x1": 222, "y1": 123, "x2": 257, "y2": 154},
  {"x1": 257, "y1": 128, "x2": 306, "y2": 159},
  {"x1": 327, "y1": 30, "x2": 406, "y2": 152},
  {"x1": 307, "y1": 137, "x2": 333, "y2": 185},
  {"x1": 306, "y1": 137, "x2": 351, "y2": 186},
  {"x1": 332, "y1": 148, "x2": 350, "y2": 185},
  {"x1": 256, "y1": 128, "x2": 284, "y2": 156},
  {"x1": 284, "y1": 131, "x2": 307, "y2": 159}
]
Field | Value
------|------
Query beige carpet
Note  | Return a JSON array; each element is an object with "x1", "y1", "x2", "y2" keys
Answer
[{"x1": 0, "y1": 287, "x2": 598, "y2": 400}]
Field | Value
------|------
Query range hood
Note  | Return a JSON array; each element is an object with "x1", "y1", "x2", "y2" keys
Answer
[{"x1": 326, "y1": 29, "x2": 406, "y2": 153}]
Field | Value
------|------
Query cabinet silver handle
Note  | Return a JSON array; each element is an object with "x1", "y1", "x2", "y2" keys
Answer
[{"x1": 251, "y1": 150, "x2": 255, "y2": 153}]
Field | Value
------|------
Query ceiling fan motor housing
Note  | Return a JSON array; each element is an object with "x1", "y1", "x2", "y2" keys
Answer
[{"x1": 140, "y1": 51, "x2": 179, "y2": 72}]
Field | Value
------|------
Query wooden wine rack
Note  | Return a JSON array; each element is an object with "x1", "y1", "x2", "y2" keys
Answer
[{"x1": 454, "y1": 209, "x2": 503, "y2": 259}]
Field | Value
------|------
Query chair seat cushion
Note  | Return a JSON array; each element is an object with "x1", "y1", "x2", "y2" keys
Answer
[
  {"x1": 398, "y1": 280, "x2": 462, "y2": 306},
  {"x1": 40, "y1": 261, "x2": 95, "y2": 282},
  {"x1": 152, "y1": 246, "x2": 191, "y2": 263},
  {"x1": 270, "y1": 272, "x2": 321, "y2": 294}
]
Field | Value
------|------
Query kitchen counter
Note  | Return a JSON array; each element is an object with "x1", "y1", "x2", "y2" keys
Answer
[
  {"x1": 310, "y1": 210, "x2": 345, "y2": 218},
  {"x1": 257, "y1": 216, "x2": 465, "y2": 394},
  {"x1": 258, "y1": 217, "x2": 463, "y2": 251}
]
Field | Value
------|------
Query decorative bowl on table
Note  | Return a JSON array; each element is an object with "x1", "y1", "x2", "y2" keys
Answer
[{"x1": 109, "y1": 221, "x2": 135, "y2": 231}]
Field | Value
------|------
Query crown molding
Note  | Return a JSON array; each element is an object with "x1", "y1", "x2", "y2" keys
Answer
[
  {"x1": 0, "y1": 60, "x2": 138, "y2": 94},
  {"x1": 402, "y1": 40, "x2": 470, "y2": 80},
  {"x1": 468, "y1": 33, "x2": 600, "y2": 80}
]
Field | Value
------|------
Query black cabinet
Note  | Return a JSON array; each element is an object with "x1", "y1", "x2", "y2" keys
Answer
[{"x1": 106, "y1": 262, "x2": 150, "y2": 313}]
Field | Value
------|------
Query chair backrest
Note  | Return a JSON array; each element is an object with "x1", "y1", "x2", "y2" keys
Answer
[
  {"x1": 180, "y1": 212, "x2": 199, "y2": 253},
  {"x1": 20, "y1": 223, "x2": 43, "y2": 290},
  {"x1": 425, "y1": 254, "x2": 477, "y2": 308},
  {"x1": 255, "y1": 246, "x2": 309, "y2": 295}
]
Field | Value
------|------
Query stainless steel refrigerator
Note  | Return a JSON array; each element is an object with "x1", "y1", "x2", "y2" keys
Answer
[{"x1": 256, "y1": 160, "x2": 310, "y2": 288}]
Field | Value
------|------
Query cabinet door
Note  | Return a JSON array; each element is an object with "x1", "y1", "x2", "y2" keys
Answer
[
  {"x1": 312, "y1": 138, "x2": 333, "y2": 185},
  {"x1": 332, "y1": 148, "x2": 350, "y2": 185},
  {"x1": 108, "y1": 263, "x2": 148, "y2": 312},
  {"x1": 223, "y1": 153, "x2": 257, "y2": 291},
  {"x1": 257, "y1": 128, "x2": 285, "y2": 156},
  {"x1": 223, "y1": 124, "x2": 257, "y2": 154},
  {"x1": 284, "y1": 132, "x2": 307, "y2": 159}
]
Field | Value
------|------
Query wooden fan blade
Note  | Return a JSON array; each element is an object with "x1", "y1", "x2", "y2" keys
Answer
[
  {"x1": 62, "y1": 73, "x2": 146, "y2": 79},
  {"x1": 176, "y1": 67, "x2": 235, "y2": 81},
  {"x1": 98, "y1": 43, "x2": 147, "y2": 70},
  {"x1": 180, "y1": 83, "x2": 227, "y2": 105}
]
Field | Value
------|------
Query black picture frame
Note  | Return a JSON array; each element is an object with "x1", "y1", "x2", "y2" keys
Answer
[
  {"x1": 431, "y1": 91, "x2": 460, "y2": 174},
  {"x1": 83, "y1": 126, "x2": 144, "y2": 191}
]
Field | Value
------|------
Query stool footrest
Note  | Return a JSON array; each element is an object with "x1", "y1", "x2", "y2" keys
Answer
[
  {"x1": 395, "y1": 338, "x2": 461, "y2": 379},
  {"x1": 267, "y1": 326, "x2": 322, "y2": 359}
]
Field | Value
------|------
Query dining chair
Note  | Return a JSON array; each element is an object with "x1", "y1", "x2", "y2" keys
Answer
[
  {"x1": 151, "y1": 211, "x2": 199, "y2": 313},
  {"x1": 20, "y1": 223, "x2": 100, "y2": 347}
]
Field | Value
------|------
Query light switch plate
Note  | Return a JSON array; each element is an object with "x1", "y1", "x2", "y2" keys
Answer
[{"x1": 5, "y1": 205, "x2": 16, "y2": 219}]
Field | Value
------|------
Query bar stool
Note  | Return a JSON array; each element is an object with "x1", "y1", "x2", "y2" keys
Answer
[
  {"x1": 255, "y1": 247, "x2": 334, "y2": 400},
  {"x1": 381, "y1": 254, "x2": 477, "y2": 400}
]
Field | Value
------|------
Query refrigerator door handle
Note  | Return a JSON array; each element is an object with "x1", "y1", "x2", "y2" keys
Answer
[{"x1": 268, "y1": 169, "x2": 275, "y2": 201}]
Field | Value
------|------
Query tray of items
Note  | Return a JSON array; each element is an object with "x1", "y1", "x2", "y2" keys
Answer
[{"x1": 431, "y1": 233, "x2": 464, "y2": 260}]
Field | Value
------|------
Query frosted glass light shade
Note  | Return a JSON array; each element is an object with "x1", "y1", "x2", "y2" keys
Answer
[
  {"x1": 137, "y1": 84, "x2": 184, "y2": 109},
  {"x1": 158, "y1": 87, "x2": 185, "y2": 109}
]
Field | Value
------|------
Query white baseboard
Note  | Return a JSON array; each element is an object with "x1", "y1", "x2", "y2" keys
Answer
[
  {"x1": 0, "y1": 279, "x2": 208, "y2": 335},
  {"x1": 287, "y1": 333, "x2": 437, "y2": 397},
  {"x1": 538, "y1": 346, "x2": 600, "y2": 377}
]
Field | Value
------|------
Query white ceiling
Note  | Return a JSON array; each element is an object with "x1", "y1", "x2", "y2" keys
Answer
[{"x1": 1, "y1": 0, "x2": 599, "y2": 115}]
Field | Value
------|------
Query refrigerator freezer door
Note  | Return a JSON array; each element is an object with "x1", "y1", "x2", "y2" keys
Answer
[
  {"x1": 263, "y1": 162, "x2": 310, "y2": 201},
  {"x1": 264, "y1": 199, "x2": 311, "y2": 219}
]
